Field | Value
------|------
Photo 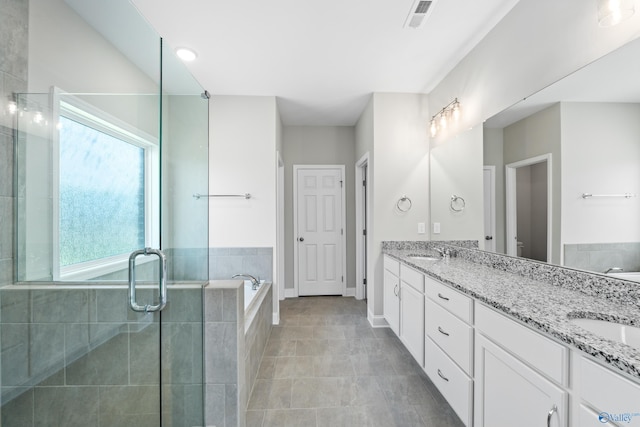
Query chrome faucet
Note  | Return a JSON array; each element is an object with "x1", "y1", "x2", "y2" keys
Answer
[
  {"x1": 232, "y1": 273, "x2": 260, "y2": 290},
  {"x1": 604, "y1": 267, "x2": 624, "y2": 274},
  {"x1": 434, "y1": 247, "x2": 451, "y2": 259}
]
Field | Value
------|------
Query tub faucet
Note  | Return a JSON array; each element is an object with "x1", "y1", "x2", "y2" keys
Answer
[
  {"x1": 232, "y1": 274, "x2": 260, "y2": 290},
  {"x1": 604, "y1": 267, "x2": 624, "y2": 274}
]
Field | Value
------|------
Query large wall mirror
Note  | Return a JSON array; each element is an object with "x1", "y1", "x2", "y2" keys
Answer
[{"x1": 432, "y1": 36, "x2": 640, "y2": 281}]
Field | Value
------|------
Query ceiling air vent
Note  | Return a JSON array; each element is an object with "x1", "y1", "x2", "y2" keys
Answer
[{"x1": 404, "y1": 0, "x2": 435, "y2": 29}]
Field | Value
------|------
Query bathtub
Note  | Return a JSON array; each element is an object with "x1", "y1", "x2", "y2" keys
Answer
[
  {"x1": 244, "y1": 279, "x2": 267, "y2": 311},
  {"x1": 608, "y1": 272, "x2": 640, "y2": 283}
]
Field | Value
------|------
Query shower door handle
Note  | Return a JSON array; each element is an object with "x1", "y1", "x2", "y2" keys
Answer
[{"x1": 128, "y1": 248, "x2": 168, "y2": 313}]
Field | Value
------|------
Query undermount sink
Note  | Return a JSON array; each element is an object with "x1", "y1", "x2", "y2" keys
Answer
[
  {"x1": 408, "y1": 255, "x2": 440, "y2": 261},
  {"x1": 570, "y1": 318, "x2": 640, "y2": 350}
]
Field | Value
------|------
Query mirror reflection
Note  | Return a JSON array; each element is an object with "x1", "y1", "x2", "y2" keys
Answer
[{"x1": 482, "y1": 37, "x2": 640, "y2": 279}]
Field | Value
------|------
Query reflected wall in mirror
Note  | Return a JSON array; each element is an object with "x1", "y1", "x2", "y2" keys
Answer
[{"x1": 482, "y1": 37, "x2": 640, "y2": 276}]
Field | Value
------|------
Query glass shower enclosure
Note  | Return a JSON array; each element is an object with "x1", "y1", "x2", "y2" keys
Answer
[{"x1": 2, "y1": 0, "x2": 209, "y2": 425}]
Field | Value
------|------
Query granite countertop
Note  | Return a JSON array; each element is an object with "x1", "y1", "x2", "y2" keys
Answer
[{"x1": 384, "y1": 248, "x2": 640, "y2": 380}]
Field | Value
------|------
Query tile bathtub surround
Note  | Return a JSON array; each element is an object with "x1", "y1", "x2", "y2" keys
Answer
[
  {"x1": 564, "y1": 242, "x2": 640, "y2": 273},
  {"x1": 246, "y1": 297, "x2": 464, "y2": 427},
  {"x1": 204, "y1": 280, "x2": 245, "y2": 427},
  {"x1": 209, "y1": 247, "x2": 273, "y2": 282},
  {"x1": 244, "y1": 284, "x2": 273, "y2": 416},
  {"x1": 384, "y1": 247, "x2": 640, "y2": 380}
]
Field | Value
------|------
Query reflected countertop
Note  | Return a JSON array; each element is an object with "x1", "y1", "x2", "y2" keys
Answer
[{"x1": 383, "y1": 248, "x2": 640, "y2": 380}]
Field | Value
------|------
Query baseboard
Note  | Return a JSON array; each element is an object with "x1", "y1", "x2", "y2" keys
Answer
[
  {"x1": 344, "y1": 287, "x2": 356, "y2": 297},
  {"x1": 284, "y1": 288, "x2": 297, "y2": 298},
  {"x1": 272, "y1": 312, "x2": 280, "y2": 325},
  {"x1": 368, "y1": 310, "x2": 389, "y2": 328}
]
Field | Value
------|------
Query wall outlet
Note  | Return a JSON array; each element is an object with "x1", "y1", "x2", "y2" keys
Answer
[
  {"x1": 418, "y1": 222, "x2": 426, "y2": 234},
  {"x1": 433, "y1": 222, "x2": 441, "y2": 234}
]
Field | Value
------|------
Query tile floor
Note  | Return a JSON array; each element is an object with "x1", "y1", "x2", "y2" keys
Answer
[{"x1": 246, "y1": 296, "x2": 465, "y2": 427}]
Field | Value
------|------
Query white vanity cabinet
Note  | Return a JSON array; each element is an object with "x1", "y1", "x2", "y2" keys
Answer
[
  {"x1": 575, "y1": 356, "x2": 640, "y2": 427},
  {"x1": 383, "y1": 255, "x2": 400, "y2": 335},
  {"x1": 399, "y1": 264, "x2": 425, "y2": 366},
  {"x1": 424, "y1": 276, "x2": 474, "y2": 426},
  {"x1": 474, "y1": 303, "x2": 569, "y2": 427}
]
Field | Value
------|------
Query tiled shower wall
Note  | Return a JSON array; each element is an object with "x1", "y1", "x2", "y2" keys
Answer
[
  {"x1": 0, "y1": 285, "x2": 204, "y2": 427},
  {"x1": 564, "y1": 242, "x2": 640, "y2": 273},
  {"x1": 0, "y1": 0, "x2": 28, "y2": 286}
]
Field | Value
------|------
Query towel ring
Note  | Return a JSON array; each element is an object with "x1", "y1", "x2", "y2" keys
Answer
[
  {"x1": 397, "y1": 195, "x2": 412, "y2": 212},
  {"x1": 450, "y1": 195, "x2": 465, "y2": 212}
]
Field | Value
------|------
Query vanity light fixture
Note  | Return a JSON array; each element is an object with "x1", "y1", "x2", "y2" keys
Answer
[
  {"x1": 597, "y1": 0, "x2": 635, "y2": 27},
  {"x1": 429, "y1": 98, "x2": 461, "y2": 138},
  {"x1": 175, "y1": 47, "x2": 198, "y2": 62}
]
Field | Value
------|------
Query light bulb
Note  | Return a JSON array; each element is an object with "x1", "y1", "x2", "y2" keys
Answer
[
  {"x1": 598, "y1": 0, "x2": 634, "y2": 26},
  {"x1": 452, "y1": 102, "x2": 460, "y2": 121},
  {"x1": 440, "y1": 112, "x2": 448, "y2": 130},
  {"x1": 430, "y1": 120, "x2": 437, "y2": 137}
]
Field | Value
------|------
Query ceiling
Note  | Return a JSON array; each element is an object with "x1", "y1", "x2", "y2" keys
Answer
[{"x1": 130, "y1": 0, "x2": 520, "y2": 126}]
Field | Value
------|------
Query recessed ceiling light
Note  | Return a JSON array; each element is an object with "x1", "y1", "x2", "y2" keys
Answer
[{"x1": 175, "y1": 47, "x2": 197, "y2": 62}]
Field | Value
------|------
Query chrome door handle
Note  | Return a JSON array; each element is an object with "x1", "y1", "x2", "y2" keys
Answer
[
  {"x1": 394, "y1": 284, "x2": 398, "y2": 296},
  {"x1": 128, "y1": 248, "x2": 167, "y2": 313},
  {"x1": 437, "y1": 369, "x2": 449, "y2": 382},
  {"x1": 547, "y1": 404, "x2": 557, "y2": 427},
  {"x1": 485, "y1": 236, "x2": 493, "y2": 240}
]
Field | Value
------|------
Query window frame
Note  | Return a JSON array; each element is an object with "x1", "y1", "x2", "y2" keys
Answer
[{"x1": 52, "y1": 89, "x2": 160, "y2": 281}]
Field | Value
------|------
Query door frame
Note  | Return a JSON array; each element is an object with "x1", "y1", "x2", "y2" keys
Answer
[
  {"x1": 505, "y1": 154, "x2": 552, "y2": 261},
  {"x1": 293, "y1": 164, "x2": 347, "y2": 297},
  {"x1": 483, "y1": 166, "x2": 496, "y2": 252},
  {"x1": 355, "y1": 153, "x2": 370, "y2": 300}
]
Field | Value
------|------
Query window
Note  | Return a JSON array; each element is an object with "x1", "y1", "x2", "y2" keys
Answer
[{"x1": 54, "y1": 96, "x2": 158, "y2": 280}]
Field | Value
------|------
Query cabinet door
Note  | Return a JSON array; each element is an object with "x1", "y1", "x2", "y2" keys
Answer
[
  {"x1": 475, "y1": 334, "x2": 567, "y2": 427},
  {"x1": 383, "y1": 269, "x2": 400, "y2": 335},
  {"x1": 399, "y1": 282, "x2": 424, "y2": 366}
]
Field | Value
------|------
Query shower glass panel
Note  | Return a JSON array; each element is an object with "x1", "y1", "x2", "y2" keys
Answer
[{"x1": 3, "y1": 0, "x2": 207, "y2": 425}]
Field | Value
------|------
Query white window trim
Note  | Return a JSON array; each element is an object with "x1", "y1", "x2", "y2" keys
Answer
[{"x1": 51, "y1": 87, "x2": 159, "y2": 281}]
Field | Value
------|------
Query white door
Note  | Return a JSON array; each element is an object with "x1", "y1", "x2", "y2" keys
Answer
[
  {"x1": 483, "y1": 166, "x2": 496, "y2": 252},
  {"x1": 295, "y1": 166, "x2": 344, "y2": 296}
]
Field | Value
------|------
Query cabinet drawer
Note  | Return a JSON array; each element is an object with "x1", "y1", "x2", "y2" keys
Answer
[
  {"x1": 383, "y1": 255, "x2": 400, "y2": 276},
  {"x1": 425, "y1": 336, "x2": 472, "y2": 426},
  {"x1": 476, "y1": 303, "x2": 568, "y2": 386},
  {"x1": 578, "y1": 404, "x2": 619, "y2": 427},
  {"x1": 424, "y1": 276, "x2": 473, "y2": 323},
  {"x1": 579, "y1": 356, "x2": 640, "y2": 418},
  {"x1": 425, "y1": 297, "x2": 473, "y2": 374},
  {"x1": 401, "y1": 264, "x2": 424, "y2": 293}
]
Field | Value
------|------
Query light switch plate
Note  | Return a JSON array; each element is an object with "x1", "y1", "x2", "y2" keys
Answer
[
  {"x1": 418, "y1": 222, "x2": 426, "y2": 234},
  {"x1": 433, "y1": 222, "x2": 441, "y2": 234}
]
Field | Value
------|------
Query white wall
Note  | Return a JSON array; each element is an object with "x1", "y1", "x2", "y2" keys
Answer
[
  {"x1": 366, "y1": 93, "x2": 430, "y2": 318},
  {"x1": 209, "y1": 96, "x2": 278, "y2": 249},
  {"x1": 282, "y1": 126, "x2": 356, "y2": 291},
  {"x1": 430, "y1": 125, "x2": 484, "y2": 244},
  {"x1": 504, "y1": 103, "x2": 561, "y2": 263},
  {"x1": 561, "y1": 102, "x2": 640, "y2": 245},
  {"x1": 429, "y1": 0, "x2": 640, "y2": 135}
]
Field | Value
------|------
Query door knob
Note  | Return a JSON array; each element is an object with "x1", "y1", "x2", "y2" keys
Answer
[
  {"x1": 298, "y1": 237, "x2": 304, "y2": 242},
  {"x1": 485, "y1": 236, "x2": 493, "y2": 240}
]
